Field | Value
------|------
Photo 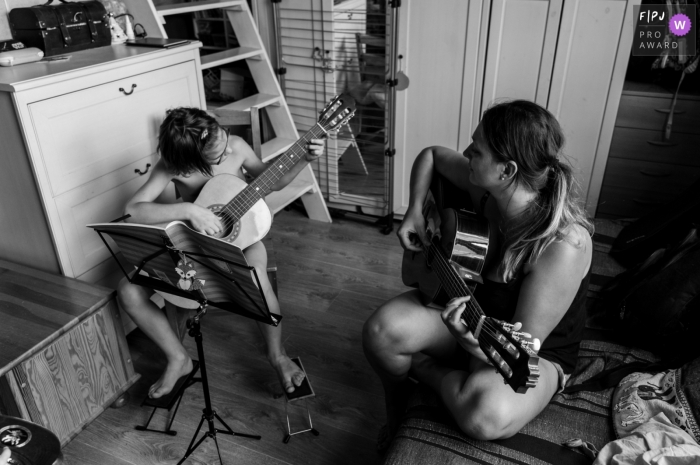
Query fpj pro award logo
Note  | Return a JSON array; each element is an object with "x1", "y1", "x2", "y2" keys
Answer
[{"x1": 633, "y1": 5, "x2": 696, "y2": 56}]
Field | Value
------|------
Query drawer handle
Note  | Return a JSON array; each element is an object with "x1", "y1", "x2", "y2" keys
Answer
[
  {"x1": 647, "y1": 140, "x2": 677, "y2": 147},
  {"x1": 135, "y1": 163, "x2": 151, "y2": 176},
  {"x1": 654, "y1": 108, "x2": 686, "y2": 115},
  {"x1": 639, "y1": 170, "x2": 671, "y2": 178},
  {"x1": 632, "y1": 198, "x2": 662, "y2": 206},
  {"x1": 119, "y1": 84, "x2": 137, "y2": 96}
]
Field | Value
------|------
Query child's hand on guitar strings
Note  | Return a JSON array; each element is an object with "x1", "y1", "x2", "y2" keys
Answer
[
  {"x1": 187, "y1": 203, "x2": 223, "y2": 236},
  {"x1": 304, "y1": 138, "x2": 327, "y2": 162},
  {"x1": 397, "y1": 210, "x2": 429, "y2": 252},
  {"x1": 441, "y1": 296, "x2": 490, "y2": 365}
]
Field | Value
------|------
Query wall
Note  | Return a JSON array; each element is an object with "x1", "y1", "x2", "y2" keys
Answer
[{"x1": 1, "y1": 0, "x2": 91, "y2": 41}]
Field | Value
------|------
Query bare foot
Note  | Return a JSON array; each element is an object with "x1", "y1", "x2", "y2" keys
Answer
[
  {"x1": 148, "y1": 356, "x2": 193, "y2": 399},
  {"x1": 270, "y1": 354, "x2": 305, "y2": 393}
]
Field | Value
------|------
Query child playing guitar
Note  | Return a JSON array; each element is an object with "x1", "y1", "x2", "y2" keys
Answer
[{"x1": 118, "y1": 107, "x2": 325, "y2": 399}]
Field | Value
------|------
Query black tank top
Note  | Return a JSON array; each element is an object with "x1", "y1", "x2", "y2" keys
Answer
[
  {"x1": 472, "y1": 271, "x2": 590, "y2": 374},
  {"x1": 475, "y1": 192, "x2": 589, "y2": 374}
]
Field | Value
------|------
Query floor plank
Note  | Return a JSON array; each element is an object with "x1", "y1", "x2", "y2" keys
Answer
[{"x1": 62, "y1": 210, "x2": 400, "y2": 464}]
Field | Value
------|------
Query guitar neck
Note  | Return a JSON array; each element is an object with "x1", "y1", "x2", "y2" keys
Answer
[
  {"x1": 225, "y1": 124, "x2": 327, "y2": 222},
  {"x1": 426, "y1": 242, "x2": 487, "y2": 333}
]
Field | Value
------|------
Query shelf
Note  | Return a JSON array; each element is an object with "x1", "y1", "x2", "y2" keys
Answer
[
  {"x1": 265, "y1": 173, "x2": 315, "y2": 214},
  {"x1": 261, "y1": 137, "x2": 297, "y2": 162},
  {"x1": 200, "y1": 47, "x2": 264, "y2": 69},
  {"x1": 218, "y1": 93, "x2": 281, "y2": 111},
  {"x1": 156, "y1": 0, "x2": 245, "y2": 16}
]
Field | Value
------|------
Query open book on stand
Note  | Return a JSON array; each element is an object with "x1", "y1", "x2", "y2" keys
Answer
[{"x1": 88, "y1": 220, "x2": 278, "y2": 325}]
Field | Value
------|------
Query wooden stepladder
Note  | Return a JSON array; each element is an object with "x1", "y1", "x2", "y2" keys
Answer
[{"x1": 122, "y1": 0, "x2": 332, "y2": 222}]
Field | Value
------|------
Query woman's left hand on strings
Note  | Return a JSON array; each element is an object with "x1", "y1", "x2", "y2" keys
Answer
[
  {"x1": 305, "y1": 138, "x2": 326, "y2": 162},
  {"x1": 442, "y1": 296, "x2": 490, "y2": 365}
]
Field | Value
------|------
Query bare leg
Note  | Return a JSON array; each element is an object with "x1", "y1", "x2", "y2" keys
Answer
[
  {"x1": 117, "y1": 278, "x2": 193, "y2": 399},
  {"x1": 245, "y1": 242, "x2": 305, "y2": 394},
  {"x1": 410, "y1": 351, "x2": 560, "y2": 440},
  {"x1": 363, "y1": 291, "x2": 456, "y2": 448}
]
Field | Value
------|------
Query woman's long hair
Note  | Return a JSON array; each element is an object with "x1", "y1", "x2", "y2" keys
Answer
[
  {"x1": 481, "y1": 100, "x2": 594, "y2": 281},
  {"x1": 157, "y1": 107, "x2": 219, "y2": 177}
]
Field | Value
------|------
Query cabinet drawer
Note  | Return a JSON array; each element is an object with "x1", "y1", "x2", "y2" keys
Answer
[
  {"x1": 609, "y1": 127, "x2": 700, "y2": 167},
  {"x1": 601, "y1": 157, "x2": 700, "y2": 196},
  {"x1": 596, "y1": 184, "x2": 674, "y2": 219},
  {"x1": 616, "y1": 94, "x2": 700, "y2": 134},
  {"x1": 29, "y1": 61, "x2": 200, "y2": 197},
  {"x1": 53, "y1": 155, "x2": 171, "y2": 277}
]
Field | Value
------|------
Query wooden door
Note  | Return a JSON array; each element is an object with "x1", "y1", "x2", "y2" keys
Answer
[
  {"x1": 481, "y1": 0, "x2": 563, "y2": 110},
  {"x1": 392, "y1": 0, "x2": 487, "y2": 215},
  {"x1": 548, "y1": 0, "x2": 639, "y2": 214},
  {"x1": 278, "y1": 0, "x2": 340, "y2": 198}
]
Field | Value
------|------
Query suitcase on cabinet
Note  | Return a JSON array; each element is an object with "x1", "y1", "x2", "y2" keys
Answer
[{"x1": 9, "y1": 0, "x2": 110, "y2": 57}]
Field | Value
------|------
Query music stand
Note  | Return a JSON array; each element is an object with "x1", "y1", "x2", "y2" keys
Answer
[{"x1": 89, "y1": 217, "x2": 280, "y2": 465}]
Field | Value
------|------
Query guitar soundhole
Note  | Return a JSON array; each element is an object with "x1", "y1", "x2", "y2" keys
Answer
[{"x1": 209, "y1": 204, "x2": 241, "y2": 243}]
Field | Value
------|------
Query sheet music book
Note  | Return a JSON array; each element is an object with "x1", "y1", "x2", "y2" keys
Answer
[{"x1": 88, "y1": 221, "x2": 277, "y2": 325}]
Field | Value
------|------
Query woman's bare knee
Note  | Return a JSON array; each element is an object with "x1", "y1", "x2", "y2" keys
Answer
[
  {"x1": 362, "y1": 302, "x2": 411, "y2": 354},
  {"x1": 456, "y1": 395, "x2": 516, "y2": 441}
]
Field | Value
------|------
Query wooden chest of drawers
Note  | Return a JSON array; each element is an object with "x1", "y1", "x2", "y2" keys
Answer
[
  {"x1": 0, "y1": 260, "x2": 138, "y2": 446},
  {"x1": 0, "y1": 43, "x2": 205, "y2": 283},
  {"x1": 596, "y1": 91, "x2": 700, "y2": 219}
]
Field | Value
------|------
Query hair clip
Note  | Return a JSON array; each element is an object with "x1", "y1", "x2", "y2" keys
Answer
[{"x1": 200, "y1": 129, "x2": 208, "y2": 140}]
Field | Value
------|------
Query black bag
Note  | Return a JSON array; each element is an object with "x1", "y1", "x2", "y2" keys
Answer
[
  {"x1": 9, "y1": 0, "x2": 111, "y2": 57},
  {"x1": 610, "y1": 177, "x2": 700, "y2": 268},
  {"x1": 599, "y1": 227, "x2": 700, "y2": 364}
]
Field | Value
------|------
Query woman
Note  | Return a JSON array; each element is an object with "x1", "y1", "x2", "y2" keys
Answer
[{"x1": 363, "y1": 100, "x2": 593, "y2": 448}]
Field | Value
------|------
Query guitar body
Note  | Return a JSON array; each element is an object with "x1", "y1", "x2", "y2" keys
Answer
[
  {"x1": 402, "y1": 181, "x2": 490, "y2": 307},
  {"x1": 194, "y1": 174, "x2": 272, "y2": 250},
  {"x1": 154, "y1": 175, "x2": 271, "y2": 309}
]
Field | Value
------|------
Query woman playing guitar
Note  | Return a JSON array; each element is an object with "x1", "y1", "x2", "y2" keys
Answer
[{"x1": 363, "y1": 100, "x2": 594, "y2": 450}]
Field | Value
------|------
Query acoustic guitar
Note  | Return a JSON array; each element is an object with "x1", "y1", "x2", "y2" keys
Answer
[
  {"x1": 401, "y1": 174, "x2": 540, "y2": 393},
  {"x1": 163, "y1": 93, "x2": 355, "y2": 250}
]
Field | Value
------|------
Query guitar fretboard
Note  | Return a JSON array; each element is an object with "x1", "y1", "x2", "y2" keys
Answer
[
  {"x1": 425, "y1": 242, "x2": 487, "y2": 333},
  {"x1": 219, "y1": 124, "x2": 327, "y2": 223}
]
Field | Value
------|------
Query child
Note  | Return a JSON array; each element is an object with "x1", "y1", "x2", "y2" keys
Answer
[{"x1": 118, "y1": 107, "x2": 325, "y2": 399}]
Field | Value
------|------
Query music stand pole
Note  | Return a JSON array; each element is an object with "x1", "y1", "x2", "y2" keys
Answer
[{"x1": 177, "y1": 301, "x2": 261, "y2": 465}]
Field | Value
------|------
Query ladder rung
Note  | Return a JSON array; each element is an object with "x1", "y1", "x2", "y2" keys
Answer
[
  {"x1": 201, "y1": 47, "x2": 263, "y2": 69},
  {"x1": 261, "y1": 137, "x2": 297, "y2": 162},
  {"x1": 266, "y1": 175, "x2": 315, "y2": 214},
  {"x1": 156, "y1": 0, "x2": 245, "y2": 16},
  {"x1": 219, "y1": 94, "x2": 281, "y2": 112}
]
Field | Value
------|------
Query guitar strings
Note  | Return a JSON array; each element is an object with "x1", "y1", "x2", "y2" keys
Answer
[
  {"x1": 216, "y1": 125, "x2": 325, "y2": 227},
  {"x1": 426, "y1": 241, "x2": 505, "y2": 341},
  {"x1": 213, "y1": 125, "x2": 327, "y2": 231}
]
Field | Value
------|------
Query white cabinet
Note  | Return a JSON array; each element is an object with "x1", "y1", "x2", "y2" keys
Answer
[
  {"x1": 392, "y1": 0, "x2": 640, "y2": 217},
  {"x1": 0, "y1": 44, "x2": 205, "y2": 282}
]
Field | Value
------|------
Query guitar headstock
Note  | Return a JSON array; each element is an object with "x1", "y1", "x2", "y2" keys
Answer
[
  {"x1": 318, "y1": 93, "x2": 356, "y2": 132},
  {"x1": 470, "y1": 317, "x2": 540, "y2": 393}
]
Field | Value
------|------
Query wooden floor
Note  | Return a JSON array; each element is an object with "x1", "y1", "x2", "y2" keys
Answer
[{"x1": 62, "y1": 209, "x2": 404, "y2": 465}]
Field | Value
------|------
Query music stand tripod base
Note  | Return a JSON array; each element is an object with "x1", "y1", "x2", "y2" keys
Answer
[
  {"x1": 283, "y1": 357, "x2": 320, "y2": 444},
  {"x1": 135, "y1": 360, "x2": 201, "y2": 436}
]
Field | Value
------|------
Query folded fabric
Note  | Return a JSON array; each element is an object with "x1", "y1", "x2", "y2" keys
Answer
[{"x1": 593, "y1": 412, "x2": 700, "y2": 464}]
